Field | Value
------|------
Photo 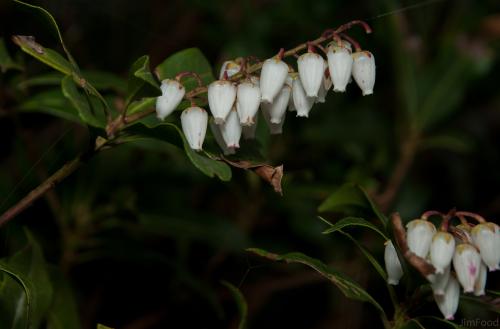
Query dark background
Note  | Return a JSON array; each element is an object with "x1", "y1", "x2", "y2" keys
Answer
[{"x1": 0, "y1": 0, "x2": 499, "y2": 328}]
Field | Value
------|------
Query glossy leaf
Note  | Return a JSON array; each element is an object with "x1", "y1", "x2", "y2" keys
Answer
[
  {"x1": 321, "y1": 216, "x2": 388, "y2": 240},
  {"x1": 221, "y1": 281, "x2": 247, "y2": 329},
  {"x1": 247, "y1": 248, "x2": 385, "y2": 315},
  {"x1": 155, "y1": 48, "x2": 215, "y2": 91},
  {"x1": 123, "y1": 123, "x2": 232, "y2": 181},
  {"x1": 61, "y1": 75, "x2": 107, "y2": 128},
  {"x1": 0, "y1": 38, "x2": 23, "y2": 72},
  {"x1": 19, "y1": 89, "x2": 81, "y2": 124},
  {"x1": 125, "y1": 55, "x2": 161, "y2": 106},
  {"x1": 0, "y1": 261, "x2": 32, "y2": 329},
  {"x1": 0, "y1": 231, "x2": 53, "y2": 329},
  {"x1": 318, "y1": 183, "x2": 388, "y2": 226},
  {"x1": 46, "y1": 268, "x2": 81, "y2": 329},
  {"x1": 12, "y1": 35, "x2": 73, "y2": 75}
]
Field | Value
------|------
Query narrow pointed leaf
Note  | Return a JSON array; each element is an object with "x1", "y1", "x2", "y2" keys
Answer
[
  {"x1": 221, "y1": 281, "x2": 247, "y2": 329},
  {"x1": 321, "y1": 216, "x2": 388, "y2": 240}
]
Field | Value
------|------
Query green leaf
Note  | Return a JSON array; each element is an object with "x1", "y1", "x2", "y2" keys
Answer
[
  {"x1": 123, "y1": 122, "x2": 231, "y2": 181},
  {"x1": 420, "y1": 133, "x2": 473, "y2": 154},
  {"x1": 17, "y1": 72, "x2": 64, "y2": 89},
  {"x1": 321, "y1": 217, "x2": 388, "y2": 240},
  {"x1": 0, "y1": 262, "x2": 32, "y2": 329},
  {"x1": 126, "y1": 97, "x2": 156, "y2": 115},
  {"x1": 0, "y1": 38, "x2": 23, "y2": 72},
  {"x1": 82, "y1": 71, "x2": 127, "y2": 93},
  {"x1": 415, "y1": 316, "x2": 467, "y2": 329},
  {"x1": 221, "y1": 281, "x2": 247, "y2": 329},
  {"x1": 318, "y1": 183, "x2": 388, "y2": 226},
  {"x1": 125, "y1": 55, "x2": 161, "y2": 107},
  {"x1": 247, "y1": 248, "x2": 385, "y2": 315},
  {"x1": 12, "y1": 35, "x2": 73, "y2": 75},
  {"x1": 0, "y1": 230, "x2": 54, "y2": 329},
  {"x1": 19, "y1": 89, "x2": 81, "y2": 124},
  {"x1": 337, "y1": 230, "x2": 387, "y2": 280},
  {"x1": 13, "y1": 0, "x2": 79, "y2": 71},
  {"x1": 61, "y1": 75, "x2": 106, "y2": 128},
  {"x1": 46, "y1": 268, "x2": 81, "y2": 329},
  {"x1": 156, "y1": 48, "x2": 215, "y2": 92}
]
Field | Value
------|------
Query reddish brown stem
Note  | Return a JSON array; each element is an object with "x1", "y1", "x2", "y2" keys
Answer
[
  {"x1": 455, "y1": 211, "x2": 486, "y2": 224},
  {"x1": 339, "y1": 33, "x2": 361, "y2": 52}
]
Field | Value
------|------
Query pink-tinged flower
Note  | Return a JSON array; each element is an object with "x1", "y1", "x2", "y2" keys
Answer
[
  {"x1": 434, "y1": 276, "x2": 460, "y2": 320},
  {"x1": 471, "y1": 222, "x2": 500, "y2": 271},
  {"x1": 384, "y1": 240, "x2": 403, "y2": 285},
  {"x1": 181, "y1": 106, "x2": 208, "y2": 151},
  {"x1": 236, "y1": 81, "x2": 261, "y2": 126},
  {"x1": 297, "y1": 52, "x2": 325, "y2": 97},
  {"x1": 219, "y1": 60, "x2": 241, "y2": 79},
  {"x1": 327, "y1": 42, "x2": 353, "y2": 92},
  {"x1": 474, "y1": 262, "x2": 487, "y2": 296},
  {"x1": 352, "y1": 50, "x2": 376, "y2": 96},
  {"x1": 220, "y1": 108, "x2": 242, "y2": 148},
  {"x1": 260, "y1": 58, "x2": 289, "y2": 103},
  {"x1": 208, "y1": 80, "x2": 237, "y2": 124},
  {"x1": 156, "y1": 79, "x2": 185, "y2": 120},
  {"x1": 430, "y1": 232, "x2": 456, "y2": 274},
  {"x1": 453, "y1": 244, "x2": 481, "y2": 292},
  {"x1": 406, "y1": 219, "x2": 436, "y2": 258}
]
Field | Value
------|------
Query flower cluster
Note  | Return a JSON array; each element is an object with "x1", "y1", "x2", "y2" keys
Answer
[
  {"x1": 384, "y1": 211, "x2": 500, "y2": 320},
  {"x1": 154, "y1": 22, "x2": 375, "y2": 152}
]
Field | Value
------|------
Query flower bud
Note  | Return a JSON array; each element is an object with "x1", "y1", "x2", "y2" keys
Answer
[
  {"x1": 327, "y1": 43, "x2": 353, "y2": 92},
  {"x1": 219, "y1": 60, "x2": 241, "y2": 79},
  {"x1": 156, "y1": 79, "x2": 185, "y2": 120},
  {"x1": 474, "y1": 261, "x2": 487, "y2": 296},
  {"x1": 352, "y1": 51, "x2": 376, "y2": 96},
  {"x1": 220, "y1": 108, "x2": 242, "y2": 148},
  {"x1": 471, "y1": 222, "x2": 500, "y2": 271},
  {"x1": 384, "y1": 240, "x2": 403, "y2": 285},
  {"x1": 298, "y1": 52, "x2": 326, "y2": 97},
  {"x1": 428, "y1": 266, "x2": 450, "y2": 296},
  {"x1": 292, "y1": 76, "x2": 314, "y2": 118},
  {"x1": 262, "y1": 104, "x2": 285, "y2": 135},
  {"x1": 406, "y1": 219, "x2": 436, "y2": 258},
  {"x1": 236, "y1": 81, "x2": 261, "y2": 126},
  {"x1": 181, "y1": 106, "x2": 208, "y2": 151},
  {"x1": 434, "y1": 276, "x2": 460, "y2": 320},
  {"x1": 430, "y1": 232, "x2": 456, "y2": 274},
  {"x1": 208, "y1": 80, "x2": 237, "y2": 124},
  {"x1": 210, "y1": 120, "x2": 235, "y2": 155},
  {"x1": 260, "y1": 58, "x2": 289, "y2": 103},
  {"x1": 262, "y1": 85, "x2": 291, "y2": 124},
  {"x1": 453, "y1": 243, "x2": 481, "y2": 293}
]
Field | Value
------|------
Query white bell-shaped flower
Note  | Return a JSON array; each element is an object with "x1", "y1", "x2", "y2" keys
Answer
[
  {"x1": 220, "y1": 108, "x2": 242, "y2": 148},
  {"x1": 352, "y1": 50, "x2": 376, "y2": 96},
  {"x1": 292, "y1": 77, "x2": 314, "y2": 118},
  {"x1": 428, "y1": 266, "x2": 451, "y2": 296},
  {"x1": 156, "y1": 79, "x2": 185, "y2": 120},
  {"x1": 298, "y1": 52, "x2": 325, "y2": 97},
  {"x1": 434, "y1": 276, "x2": 460, "y2": 320},
  {"x1": 474, "y1": 262, "x2": 487, "y2": 296},
  {"x1": 219, "y1": 60, "x2": 241, "y2": 79},
  {"x1": 262, "y1": 85, "x2": 291, "y2": 124},
  {"x1": 406, "y1": 219, "x2": 436, "y2": 258},
  {"x1": 242, "y1": 115, "x2": 258, "y2": 139},
  {"x1": 236, "y1": 81, "x2": 261, "y2": 126},
  {"x1": 262, "y1": 104, "x2": 285, "y2": 135},
  {"x1": 209, "y1": 120, "x2": 235, "y2": 155},
  {"x1": 181, "y1": 106, "x2": 208, "y2": 151},
  {"x1": 384, "y1": 240, "x2": 403, "y2": 285},
  {"x1": 453, "y1": 243, "x2": 482, "y2": 293},
  {"x1": 260, "y1": 57, "x2": 289, "y2": 103},
  {"x1": 471, "y1": 222, "x2": 500, "y2": 271},
  {"x1": 208, "y1": 80, "x2": 237, "y2": 124},
  {"x1": 315, "y1": 68, "x2": 331, "y2": 103},
  {"x1": 327, "y1": 43, "x2": 353, "y2": 92},
  {"x1": 430, "y1": 232, "x2": 456, "y2": 274}
]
